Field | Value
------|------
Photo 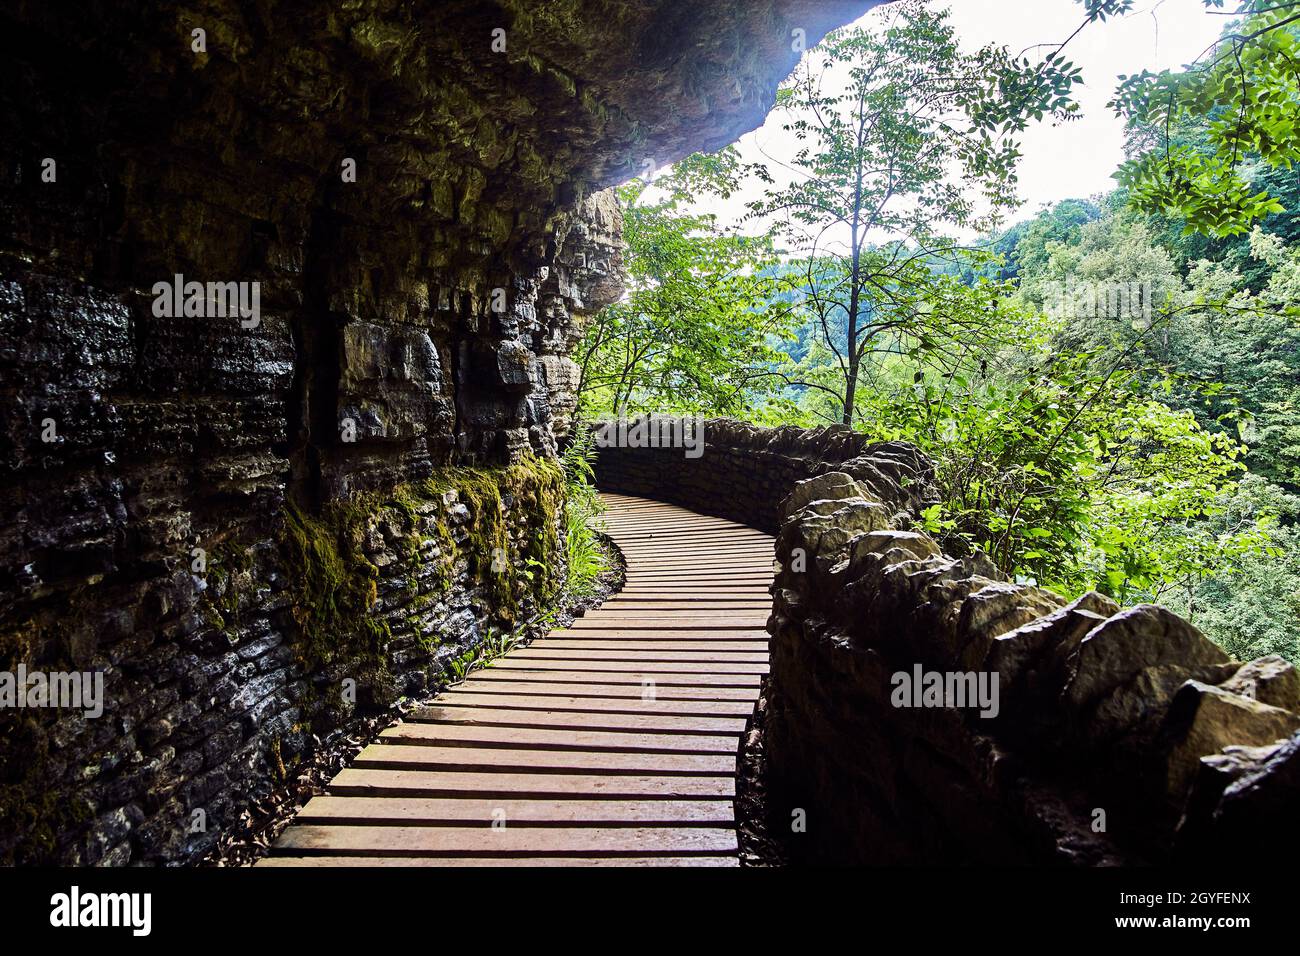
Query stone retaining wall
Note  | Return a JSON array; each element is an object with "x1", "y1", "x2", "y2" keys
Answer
[
  {"x1": 593, "y1": 417, "x2": 933, "y2": 532},
  {"x1": 594, "y1": 418, "x2": 1300, "y2": 864}
]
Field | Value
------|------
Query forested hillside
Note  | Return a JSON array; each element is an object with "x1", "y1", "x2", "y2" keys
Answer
[{"x1": 576, "y1": 0, "x2": 1300, "y2": 665}]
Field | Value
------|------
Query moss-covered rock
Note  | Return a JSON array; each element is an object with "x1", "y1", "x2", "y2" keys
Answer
[{"x1": 279, "y1": 455, "x2": 564, "y2": 729}]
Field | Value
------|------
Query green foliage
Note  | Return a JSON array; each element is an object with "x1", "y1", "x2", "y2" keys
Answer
[
  {"x1": 559, "y1": 426, "x2": 610, "y2": 599},
  {"x1": 1152, "y1": 475, "x2": 1300, "y2": 662},
  {"x1": 576, "y1": 157, "x2": 789, "y2": 415},
  {"x1": 1007, "y1": 199, "x2": 1104, "y2": 279},
  {"x1": 1014, "y1": 206, "x2": 1300, "y2": 490},
  {"x1": 1102, "y1": 0, "x2": 1300, "y2": 235},
  {"x1": 850, "y1": 308, "x2": 1263, "y2": 602}
]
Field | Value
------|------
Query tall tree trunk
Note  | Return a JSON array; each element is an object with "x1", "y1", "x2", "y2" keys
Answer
[{"x1": 843, "y1": 160, "x2": 865, "y2": 426}]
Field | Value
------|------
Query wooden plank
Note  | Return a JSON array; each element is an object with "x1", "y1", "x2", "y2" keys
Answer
[
  {"x1": 585, "y1": 610, "x2": 770, "y2": 618},
  {"x1": 618, "y1": 567, "x2": 770, "y2": 573},
  {"x1": 564, "y1": 620, "x2": 767, "y2": 632},
  {"x1": 616, "y1": 561, "x2": 769, "y2": 569},
  {"x1": 327, "y1": 768, "x2": 736, "y2": 798},
  {"x1": 292, "y1": 795, "x2": 737, "y2": 826},
  {"x1": 615, "y1": 541, "x2": 747, "y2": 549},
  {"x1": 465, "y1": 668, "x2": 762, "y2": 686},
  {"x1": 257, "y1": 855, "x2": 739, "y2": 867},
  {"x1": 612, "y1": 583, "x2": 770, "y2": 590},
  {"x1": 380, "y1": 722, "x2": 739, "y2": 754},
  {"x1": 621, "y1": 571, "x2": 771, "y2": 579},
  {"x1": 431, "y1": 692, "x2": 757, "y2": 717},
  {"x1": 510, "y1": 647, "x2": 768, "y2": 663},
  {"x1": 485, "y1": 658, "x2": 768, "y2": 675},
  {"x1": 449, "y1": 679, "x2": 760, "y2": 700},
  {"x1": 516, "y1": 643, "x2": 770, "y2": 656},
  {"x1": 585, "y1": 611, "x2": 782, "y2": 621},
  {"x1": 609, "y1": 520, "x2": 763, "y2": 527},
  {"x1": 607, "y1": 527, "x2": 770, "y2": 540},
  {"x1": 606, "y1": 593, "x2": 769, "y2": 601},
  {"x1": 539, "y1": 640, "x2": 768, "y2": 652},
  {"x1": 574, "y1": 598, "x2": 764, "y2": 606},
  {"x1": 616, "y1": 546, "x2": 769, "y2": 555},
  {"x1": 601, "y1": 597, "x2": 770, "y2": 605},
  {"x1": 274, "y1": 825, "x2": 738, "y2": 856},
  {"x1": 408, "y1": 704, "x2": 749, "y2": 734},
  {"x1": 605, "y1": 595, "x2": 768, "y2": 603},
  {"x1": 611, "y1": 541, "x2": 761, "y2": 548},
  {"x1": 604, "y1": 508, "x2": 752, "y2": 520},
  {"x1": 603, "y1": 522, "x2": 755, "y2": 533},
  {"x1": 352, "y1": 743, "x2": 736, "y2": 775},
  {"x1": 542, "y1": 641, "x2": 767, "y2": 650},
  {"x1": 548, "y1": 628, "x2": 768, "y2": 639},
  {"x1": 569, "y1": 623, "x2": 769, "y2": 632},
  {"x1": 615, "y1": 560, "x2": 768, "y2": 567},
  {"x1": 620, "y1": 575, "x2": 771, "y2": 583},
  {"x1": 619, "y1": 566, "x2": 770, "y2": 576},
  {"x1": 579, "y1": 609, "x2": 770, "y2": 620},
  {"x1": 607, "y1": 591, "x2": 770, "y2": 600},
  {"x1": 621, "y1": 543, "x2": 769, "y2": 549},
  {"x1": 617, "y1": 574, "x2": 771, "y2": 580},
  {"x1": 577, "y1": 608, "x2": 759, "y2": 616},
  {"x1": 610, "y1": 531, "x2": 765, "y2": 539},
  {"x1": 612, "y1": 536, "x2": 769, "y2": 546},
  {"x1": 623, "y1": 563, "x2": 771, "y2": 573},
  {"x1": 621, "y1": 547, "x2": 771, "y2": 556}
]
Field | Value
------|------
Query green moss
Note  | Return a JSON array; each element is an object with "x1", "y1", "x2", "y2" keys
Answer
[
  {"x1": 267, "y1": 737, "x2": 288, "y2": 784},
  {"x1": 281, "y1": 500, "x2": 390, "y2": 673},
  {"x1": 412, "y1": 453, "x2": 564, "y2": 623},
  {"x1": 0, "y1": 716, "x2": 90, "y2": 865},
  {"x1": 200, "y1": 541, "x2": 254, "y2": 635},
  {"x1": 278, "y1": 454, "x2": 565, "y2": 721},
  {"x1": 0, "y1": 615, "x2": 92, "y2": 863}
]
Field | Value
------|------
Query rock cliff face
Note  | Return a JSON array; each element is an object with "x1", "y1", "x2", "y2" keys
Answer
[
  {"x1": 0, "y1": 1, "x2": 887, "y2": 864},
  {"x1": 595, "y1": 419, "x2": 1300, "y2": 865}
]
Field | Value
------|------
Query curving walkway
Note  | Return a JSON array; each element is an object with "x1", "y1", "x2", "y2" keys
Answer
[{"x1": 259, "y1": 492, "x2": 773, "y2": 866}]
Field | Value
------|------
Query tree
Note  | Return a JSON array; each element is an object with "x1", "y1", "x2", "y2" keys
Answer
[
  {"x1": 575, "y1": 152, "x2": 789, "y2": 415},
  {"x1": 1098, "y1": 0, "x2": 1300, "y2": 235},
  {"x1": 745, "y1": 0, "x2": 1081, "y2": 425},
  {"x1": 854, "y1": 306, "x2": 1266, "y2": 602},
  {"x1": 1017, "y1": 205, "x2": 1300, "y2": 490}
]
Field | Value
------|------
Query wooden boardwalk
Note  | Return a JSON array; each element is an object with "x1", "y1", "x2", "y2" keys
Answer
[{"x1": 260, "y1": 492, "x2": 773, "y2": 866}]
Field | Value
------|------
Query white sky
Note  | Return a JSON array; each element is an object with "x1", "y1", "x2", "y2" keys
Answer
[
  {"x1": 663, "y1": 0, "x2": 1225, "y2": 236},
  {"x1": 949, "y1": 0, "x2": 1223, "y2": 215}
]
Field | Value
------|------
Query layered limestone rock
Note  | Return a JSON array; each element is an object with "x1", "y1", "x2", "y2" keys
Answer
[{"x1": 0, "y1": 1, "x2": 887, "y2": 864}]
